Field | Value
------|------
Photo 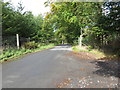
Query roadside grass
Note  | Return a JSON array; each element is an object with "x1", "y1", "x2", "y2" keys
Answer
[
  {"x1": 72, "y1": 45, "x2": 106, "y2": 59},
  {"x1": 0, "y1": 44, "x2": 55, "y2": 63}
]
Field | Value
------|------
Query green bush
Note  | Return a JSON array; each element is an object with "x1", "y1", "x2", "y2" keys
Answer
[{"x1": 23, "y1": 41, "x2": 39, "y2": 49}]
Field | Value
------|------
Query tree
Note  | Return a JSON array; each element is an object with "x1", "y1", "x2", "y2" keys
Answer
[
  {"x1": 97, "y1": 1, "x2": 120, "y2": 52},
  {"x1": 44, "y1": 2, "x2": 102, "y2": 44},
  {"x1": 2, "y1": 1, "x2": 44, "y2": 47},
  {"x1": 2, "y1": 1, "x2": 42, "y2": 38}
]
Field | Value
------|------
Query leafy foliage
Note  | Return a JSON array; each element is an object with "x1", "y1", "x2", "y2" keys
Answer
[
  {"x1": 2, "y1": 1, "x2": 43, "y2": 38},
  {"x1": 2, "y1": 0, "x2": 120, "y2": 59},
  {"x1": 44, "y1": 1, "x2": 120, "y2": 55},
  {"x1": 44, "y1": 2, "x2": 102, "y2": 44}
]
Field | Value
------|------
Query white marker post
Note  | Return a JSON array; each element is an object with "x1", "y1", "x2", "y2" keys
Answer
[
  {"x1": 79, "y1": 29, "x2": 83, "y2": 47},
  {"x1": 16, "y1": 34, "x2": 20, "y2": 49},
  {"x1": 79, "y1": 35, "x2": 83, "y2": 47}
]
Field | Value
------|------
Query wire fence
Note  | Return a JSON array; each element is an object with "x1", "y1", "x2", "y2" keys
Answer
[{"x1": 2, "y1": 35, "x2": 30, "y2": 50}]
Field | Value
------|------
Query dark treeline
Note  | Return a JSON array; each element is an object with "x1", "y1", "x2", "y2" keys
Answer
[{"x1": 2, "y1": 1, "x2": 54, "y2": 45}]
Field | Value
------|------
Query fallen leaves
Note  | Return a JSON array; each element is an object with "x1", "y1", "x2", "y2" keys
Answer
[
  {"x1": 57, "y1": 78, "x2": 72, "y2": 88},
  {"x1": 65, "y1": 51, "x2": 96, "y2": 61},
  {"x1": 56, "y1": 75, "x2": 119, "y2": 88},
  {"x1": 80, "y1": 68, "x2": 86, "y2": 71}
]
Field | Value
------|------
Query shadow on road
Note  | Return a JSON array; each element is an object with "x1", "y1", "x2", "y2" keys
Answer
[{"x1": 91, "y1": 59, "x2": 120, "y2": 78}]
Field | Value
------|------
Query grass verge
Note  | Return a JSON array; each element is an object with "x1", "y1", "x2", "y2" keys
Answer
[
  {"x1": 0, "y1": 44, "x2": 55, "y2": 63},
  {"x1": 72, "y1": 45, "x2": 107, "y2": 59}
]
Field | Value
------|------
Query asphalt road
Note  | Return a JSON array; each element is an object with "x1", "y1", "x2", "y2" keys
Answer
[
  {"x1": 2, "y1": 45, "x2": 74, "y2": 88},
  {"x1": 2, "y1": 45, "x2": 119, "y2": 88}
]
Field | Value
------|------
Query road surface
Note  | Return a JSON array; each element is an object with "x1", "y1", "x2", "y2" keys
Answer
[{"x1": 2, "y1": 45, "x2": 119, "y2": 88}]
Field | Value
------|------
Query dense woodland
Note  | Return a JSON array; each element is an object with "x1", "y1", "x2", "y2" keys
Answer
[{"x1": 2, "y1": 1, "x2": 120, "y2": 55}]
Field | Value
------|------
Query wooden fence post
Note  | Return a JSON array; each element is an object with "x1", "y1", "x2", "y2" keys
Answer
[{"x1": 16, "y1": 34, "x2": 20, "y2": 49}]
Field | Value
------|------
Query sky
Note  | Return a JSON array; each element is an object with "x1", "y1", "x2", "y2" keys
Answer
[{"x1": 4, "y1": 0, "x2": 51, "y2": 16}]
